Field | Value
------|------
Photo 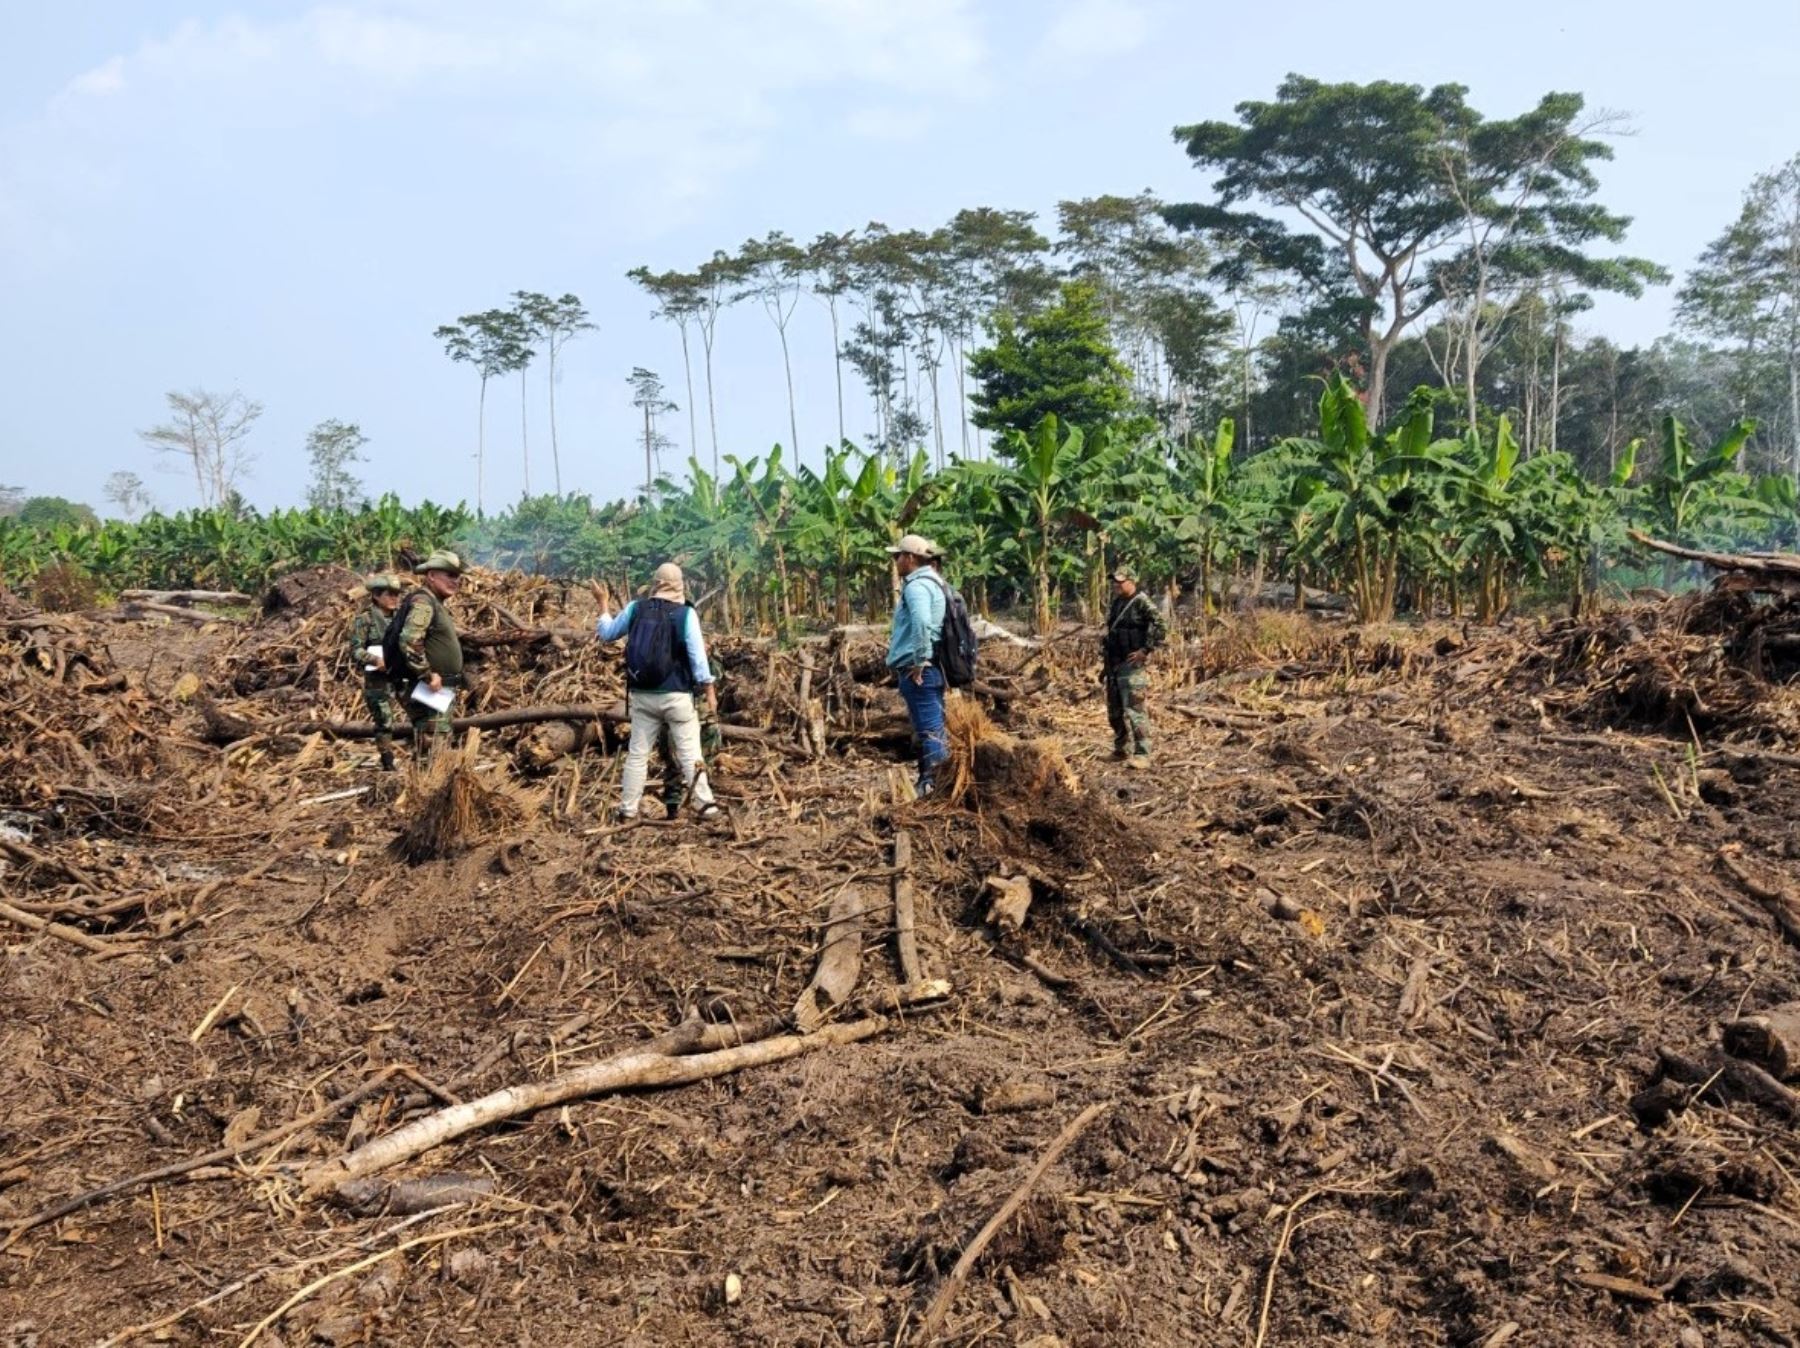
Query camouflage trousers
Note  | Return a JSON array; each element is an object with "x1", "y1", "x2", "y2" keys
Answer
[
  {"x1": 1105, "y1": 665, "x2": 1151, "y2": 756},
  {"x1": 363, "y1": 682, "x2": 402, "y2": 743},
  {"x1": 402, "y1": 687, "x2": 455, "y2": 763},
  {"x1": 660, "y1": 699, "x2": 723, "y2": 813}
]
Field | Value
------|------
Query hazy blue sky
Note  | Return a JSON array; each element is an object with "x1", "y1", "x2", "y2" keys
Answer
[{"x1": 2, "y1": 0, "x2": 1796, "y2": 513}]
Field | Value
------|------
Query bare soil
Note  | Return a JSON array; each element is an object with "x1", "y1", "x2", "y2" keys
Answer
[{"x1": 4, "y1": 599, "x2": 1800, "y2": 1348}]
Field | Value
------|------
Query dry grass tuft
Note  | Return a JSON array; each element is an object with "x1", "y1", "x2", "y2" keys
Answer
[
  {"x1": 943, "y1": 692, "x2": 1077, "y2": 807},
  {"x1": 390, "y1": 733, "x2": 533, "y2": 864}
]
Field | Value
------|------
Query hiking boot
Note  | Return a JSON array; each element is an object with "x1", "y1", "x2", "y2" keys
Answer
[
  {"x1": 378, "y1": 748, "x2": 397, "y2": 772},
  {"x1": 915, "y1": 775, "x2": 937, "y2": 799},
  {"x1": 697, "y1": 803, "x2": 723, "y2": 822},
  {"x1": 611, "y1": 806, "x2": 638, "y2": 824},
  {"x1": 1126, "y1": 754, "x2": 1151, "y2": 771},
  {"x1": 1111, "y1": 744, "x2": 1129, "y2": 761}
]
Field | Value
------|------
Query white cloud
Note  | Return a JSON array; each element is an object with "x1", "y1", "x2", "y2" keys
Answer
[
  {"x1": 13, "y1": 0, "x2": 992, "y2": 244},
  {"x1": 64, "y1": 56, "x2": 125, "y2": 98},
  {"x1": 1039, "y1": 0, "x2": 1152, "y2": 62}
]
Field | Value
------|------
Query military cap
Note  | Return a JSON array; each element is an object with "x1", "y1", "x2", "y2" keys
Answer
[
  {"x1": 419, "y1": 550, "x2": 464, "y2": 576},
  {"x1": 1112, "y1": 565, "x2": 1137, "y2": 582},
  {"x1": 363, "y1": 572, "x2": 402, "y2": 593}
]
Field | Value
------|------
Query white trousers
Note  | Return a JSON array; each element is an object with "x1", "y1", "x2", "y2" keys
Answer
[{"x1": 620, "y1": 690, "x2": 715, "y2": 814}]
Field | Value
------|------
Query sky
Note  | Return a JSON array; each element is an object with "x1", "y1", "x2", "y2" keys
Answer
[{"x1": 2, "y1": 0, "x2": 1797, "y2": 515}]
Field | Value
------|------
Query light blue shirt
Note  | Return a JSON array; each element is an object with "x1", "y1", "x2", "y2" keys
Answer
[
  {"x1": 595, "y1": 601, "x2": 714, "y2": 685},
  {"x1": 887, "y1": 569, "x2": 947, "y2": 671}
]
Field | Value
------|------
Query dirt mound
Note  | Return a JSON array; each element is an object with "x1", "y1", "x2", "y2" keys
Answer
[{"x1": 261, "y1": 562, "x2": 360, "y2": 617}]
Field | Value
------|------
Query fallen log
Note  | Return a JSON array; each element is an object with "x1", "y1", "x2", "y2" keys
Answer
[
  {"x1": 1628, "y1": 530, "x2": 1800, "y2": 589},
  {"x1": 119, "y1": 601, "x2": 244, "y2": 625},
  {"x1": 235, "y1": 703, "x2": 811, "y2": 760},
  {"x1": 892, "y1": 830, "x2": 922, "y2": 984},
  {"x1": 302, "y1": 1017, "x2": 886, "y2": 1193},
  {"x1": 794, "y1": 886, "x2": 867, "y2": 1032},
  {"x1": 117, "y1": 589, "x2": 253, "y2": 606}
]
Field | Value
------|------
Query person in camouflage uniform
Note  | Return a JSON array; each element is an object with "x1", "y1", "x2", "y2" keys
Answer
[
  {"x1": 658, "y1": 656, "x2": 723, "y2": 816},
  {"x1": 1102, "y1": 565, "x2": 1165, "y2": 767},
  {"x1": 391, "y1": 550, "x2": 465, "y2": 764},
  {"x1": 348, "y1": 573, "x2": 405, "y2": 770}
]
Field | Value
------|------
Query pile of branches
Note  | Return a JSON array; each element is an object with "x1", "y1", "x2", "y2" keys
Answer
[
  {"x1": 0, "y1": 607, "x2": 195, "y2": 836},
  {"x1": 1449, "y1": 589, "x2": 1800, "y2": 743}
]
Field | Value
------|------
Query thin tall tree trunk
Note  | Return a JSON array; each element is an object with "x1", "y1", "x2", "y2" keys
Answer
[
  {"x1": 1549, "y1": 317, "x2": 1564, "y2": 458},
  {"x1": 1789, "y1": 356, "x2": 1800, "y2": 485},
  {"x1": 643, "y1": 405, "x2": 653, "y2": 498},
  {"x1": 679, "y1": 326, "x2": 699, "y2": 461},
  {"x1": 519, "y1": 366, "x2": 530, "y2": 498},
  {"x1": 778, "y1": 323, "x2": 799, "y2": 466},
  {"x1": 954, "y1": 329, "x2": 970, "y2": 459},
  {"x1": 828, "y1": 299, "x2": 845, "y2": 448},
  {"x1": 548, "y1": 343, "x2": 562, "y2": 496},
  {"x1": 703, "y1": 337, "x2": 720, "y2": 476},
  {"x1": 476, "y1": 377, "x2": 488, "y2": 517}
]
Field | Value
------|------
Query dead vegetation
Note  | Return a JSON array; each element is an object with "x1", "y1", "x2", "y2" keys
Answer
[{"x1": 3, "y1": 562, "x2": 1800, "y2": 1346}]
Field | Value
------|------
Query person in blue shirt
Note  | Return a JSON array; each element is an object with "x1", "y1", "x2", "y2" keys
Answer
[
  {"x1": 589, "y1": 562, "x2": 721, "y2": 822},
  {"x1": 886, "y1": 533, "x2": 949, "y2": 797}
]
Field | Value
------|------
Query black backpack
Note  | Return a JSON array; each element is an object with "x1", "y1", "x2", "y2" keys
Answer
[
  {"x1": 624, "y1": 598, "x2": 689, "y2": 691},
  {"x1": 922, "y1": 573, "x2": 978, "y2": 689},
  {"x1": 380, "y1": 592, "x2": 427, "y2": 681}
]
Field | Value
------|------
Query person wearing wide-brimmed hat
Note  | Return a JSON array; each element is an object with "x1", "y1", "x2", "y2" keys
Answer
[
  {"x1": 348, "y1": 572, "x2": 406, "y2": 770},
  {"x1": 391, "y1": 550, "x2": 466, "y2": 762},
  {"x1": 885, "y1": 532, "x2": 949, "y2": 796},
  {"x1": 590, "y1": 562, "x2": 721, "y2": 823},
  {"x1": 1102, "y1": 564, "x2": 1164, "y2": 767}
]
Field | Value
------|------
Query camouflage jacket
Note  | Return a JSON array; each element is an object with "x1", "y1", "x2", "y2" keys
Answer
[
  {"x1": 395, "y1": 588, "x2": 463, "y2": 682},
  {"x1": 347, "y1": 604, "x2": 390, "y2": 684}
]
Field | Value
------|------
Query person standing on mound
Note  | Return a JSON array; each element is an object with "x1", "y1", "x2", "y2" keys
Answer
[
  {"x1": 886, "y1": 532, "x2": 949, "y2": 797},
  {"x1": 590, "y1": 563, "x2": 721, "y2": 823}
]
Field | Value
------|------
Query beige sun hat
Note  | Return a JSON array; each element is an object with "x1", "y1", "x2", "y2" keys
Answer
[{"x1": 886, "y1": 533, "x2": 939, "y2": 559}]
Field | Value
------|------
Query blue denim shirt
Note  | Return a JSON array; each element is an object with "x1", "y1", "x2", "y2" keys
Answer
[{"x1": 886, "y1": 569, "x2": 946, "y2": 671}]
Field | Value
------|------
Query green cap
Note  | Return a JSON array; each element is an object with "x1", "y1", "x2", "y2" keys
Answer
[
  {"x1": 1112, "y1": 565, "x2": 1137, "y2": 582},
  {"x1": 363, "y1": 572, "x2": 402, "y2": 593},
  {"x1": 419, "y1": 550, "x2": 464, "y2": 576}
]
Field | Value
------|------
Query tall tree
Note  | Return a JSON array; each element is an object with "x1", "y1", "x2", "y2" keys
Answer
[
  {"x1": 696, "y1": 251, "x2": 748, "y2": 475},
  {"x1": 303, "y1": 419, "x2": 369, "y2": 512},
  {"x1": 102, "y1": 471, "x2": 153, "y2": 520},
  {"x1": 946, "y1": 208, "x2": 1054, "y2": 456},
  {"x1": 969, "y1": 281, "x2": 1146, "y2": 440},
  {"x1": 627, "y1": 268, "x2": 706, "y2": 462},
  {"x1": 1678, "y1": 153, "x2": 1800, "y2": 481},
  {"x1": 1168, "y1": 77, "x2": 1655, "y2": 426},
  {"x1": 435, "y1": 311, "x2": 529, "y2": 514},
  {"x1": 807, "y1": 231, "x2": 859, "y2": 448},
  {"x1": 513, "y1": 291, "x2": 595, "y2": 496},
  {"x1": 737, "y1": 232, "x2": 807, "y2": 463},
  {"x1": 138, "y1": 389, "x2": 261, "y2": 508},
  {"x1": 1428, "y1": 94, "x2": 1665, "y2": 428},
  {"x1": 627, "y1": 367, "x2": 678, "y2": 498}
]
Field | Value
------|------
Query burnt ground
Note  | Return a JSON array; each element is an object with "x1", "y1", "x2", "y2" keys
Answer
[{"x1": 4, "y1": 606, "x2": 1800, "y2": 1348}]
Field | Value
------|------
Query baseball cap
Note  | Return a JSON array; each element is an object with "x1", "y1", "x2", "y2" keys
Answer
[
  {"x1": 886, "y1": 533, "x2": 939, "y2": 558},
  {"x1": 1112, "y1": 566, "x2": 1136, "y2": 582}
]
